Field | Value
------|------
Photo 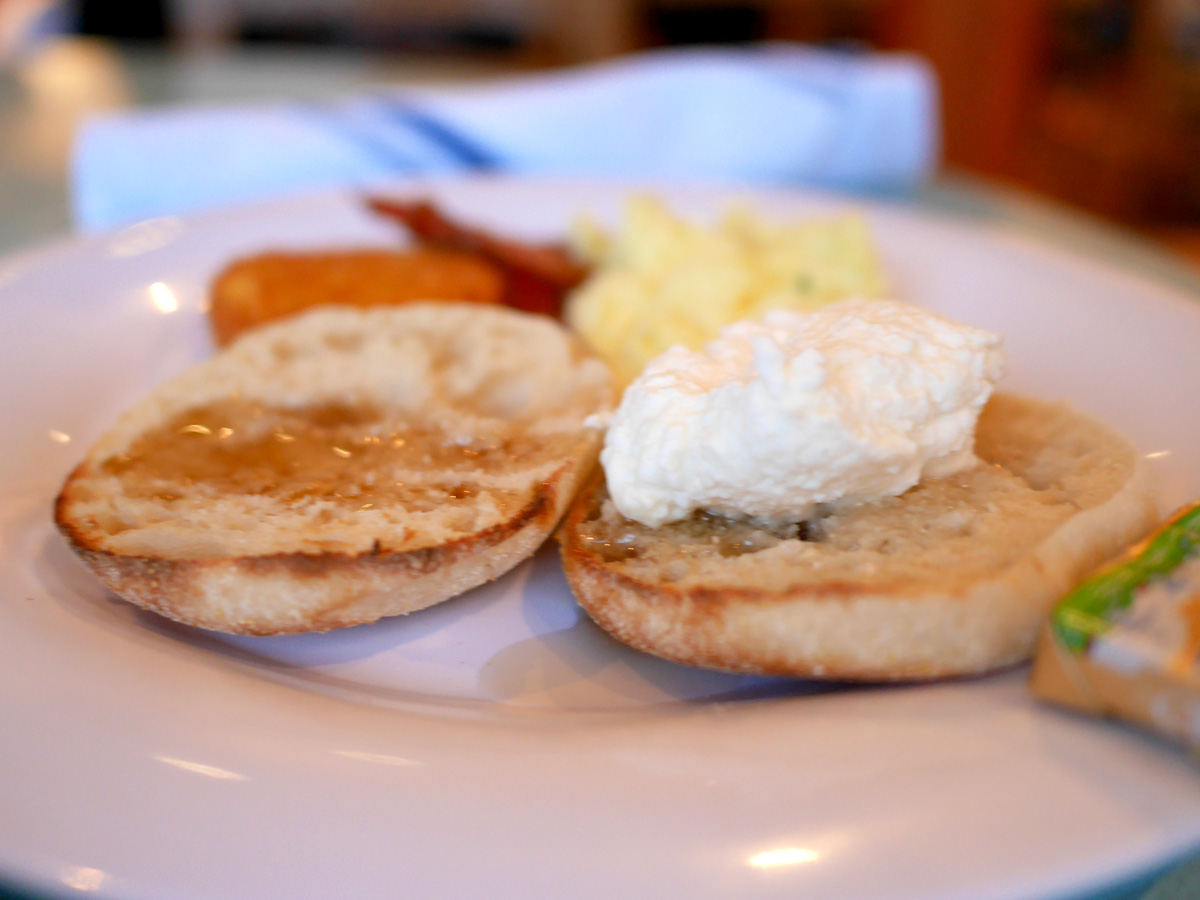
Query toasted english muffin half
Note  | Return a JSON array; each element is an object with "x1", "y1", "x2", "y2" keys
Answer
[
  {"x1": 56, "y1": 303, "x2": 612, "y2": 635},
  {"x1": 558, "y1": 394, "x2": 1158, "y2": 680}
]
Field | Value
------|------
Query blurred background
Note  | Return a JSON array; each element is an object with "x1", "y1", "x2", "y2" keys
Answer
[{"x1": 2, "y1": 0, "x2": 1200, "y2": 263}]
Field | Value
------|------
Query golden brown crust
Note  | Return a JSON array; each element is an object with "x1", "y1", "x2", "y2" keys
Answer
[
  {"x1": 57, "y1": 459, "x2": 578, "y2": 634},
  {"x1": 209, "y1": 249, "x2": 505, "y2": 346},
  {"x1": 558, "y1": 395, "x2": 1160, "y2": 681}
]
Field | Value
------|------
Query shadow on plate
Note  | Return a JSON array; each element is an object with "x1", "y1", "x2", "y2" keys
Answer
[
  {"x1": 477, "y1": 548, "x2": 846, "y2": 707},
  {"x1": 34, "y1": 524, "x2": 871, "y2": 719}
]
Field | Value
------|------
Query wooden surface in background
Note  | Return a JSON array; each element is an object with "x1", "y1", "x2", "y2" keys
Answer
[{"x1": 541, "y1": 0, "x2": 1200, "y2": 228}]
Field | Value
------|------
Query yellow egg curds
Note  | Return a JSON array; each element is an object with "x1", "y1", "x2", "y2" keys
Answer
[{"x1": 565, "y1": 196, "x2": 888, "y2": 387}]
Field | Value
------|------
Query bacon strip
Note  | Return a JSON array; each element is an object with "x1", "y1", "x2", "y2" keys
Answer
[{"x1": 366, "y1": 197, "x2": 588, "y2": 318}]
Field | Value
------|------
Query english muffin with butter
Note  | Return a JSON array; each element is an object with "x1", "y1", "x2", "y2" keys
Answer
[
  {"x1": 559, "y1": 299, "x2": 1158, "y2": 680},
  {"x1": 56, "y1": 303, "x2": 612, "y2": 635}
]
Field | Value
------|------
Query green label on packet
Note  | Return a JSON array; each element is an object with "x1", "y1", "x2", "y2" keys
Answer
[{"x1": 1051, "y1": 504, "x2": 1200, "y2": 653}]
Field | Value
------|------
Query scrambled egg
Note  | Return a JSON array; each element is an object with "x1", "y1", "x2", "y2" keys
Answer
[{"x1": 565, "y1": 196, "x2": 888, "y2": 387}]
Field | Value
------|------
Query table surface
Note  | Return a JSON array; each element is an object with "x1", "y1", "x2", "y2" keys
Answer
[{"x1": 1, "y1": 36, "x2": 1198, "y2": 900}]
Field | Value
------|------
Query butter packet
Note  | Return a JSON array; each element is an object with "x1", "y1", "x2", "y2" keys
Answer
[{"x1": 1030, "y1": 503, "x2": 1200, "y2": 754}]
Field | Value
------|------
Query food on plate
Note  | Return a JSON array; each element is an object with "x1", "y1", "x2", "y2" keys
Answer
[
  {"x1": 566, "y1": 195, "x2": 887, "y2": 386},
  {"x1": 600, "y1": 299, "x2": 1004, "y2": 527},
  {"x1": 1030, "y1": 503, "x2": 1200, "y2": 754},
  {"x1": 559, "y1": 300, "x2": 1158, "y2": 680},
  {"x1": 368, "y1": 196, "x2": 587, "y2": 318},
  {"x1": 209, "y1": 197, "x2": 591, "y2": 348},
  {"x1": 55, "y1": 304, "x2": 612, "y2": 635},
  {"x1": 209, "y1": 249, "x2": 504, "y2": 346}
]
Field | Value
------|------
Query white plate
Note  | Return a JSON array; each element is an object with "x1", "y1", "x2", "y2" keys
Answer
[{"x1": 3, "y1": 176, "x2": 1200, "y2": 900}]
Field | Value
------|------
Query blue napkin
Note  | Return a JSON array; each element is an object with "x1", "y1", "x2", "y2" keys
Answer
[{"x1": 72, "y1": 45, "x2": 938, "y2": 231}]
